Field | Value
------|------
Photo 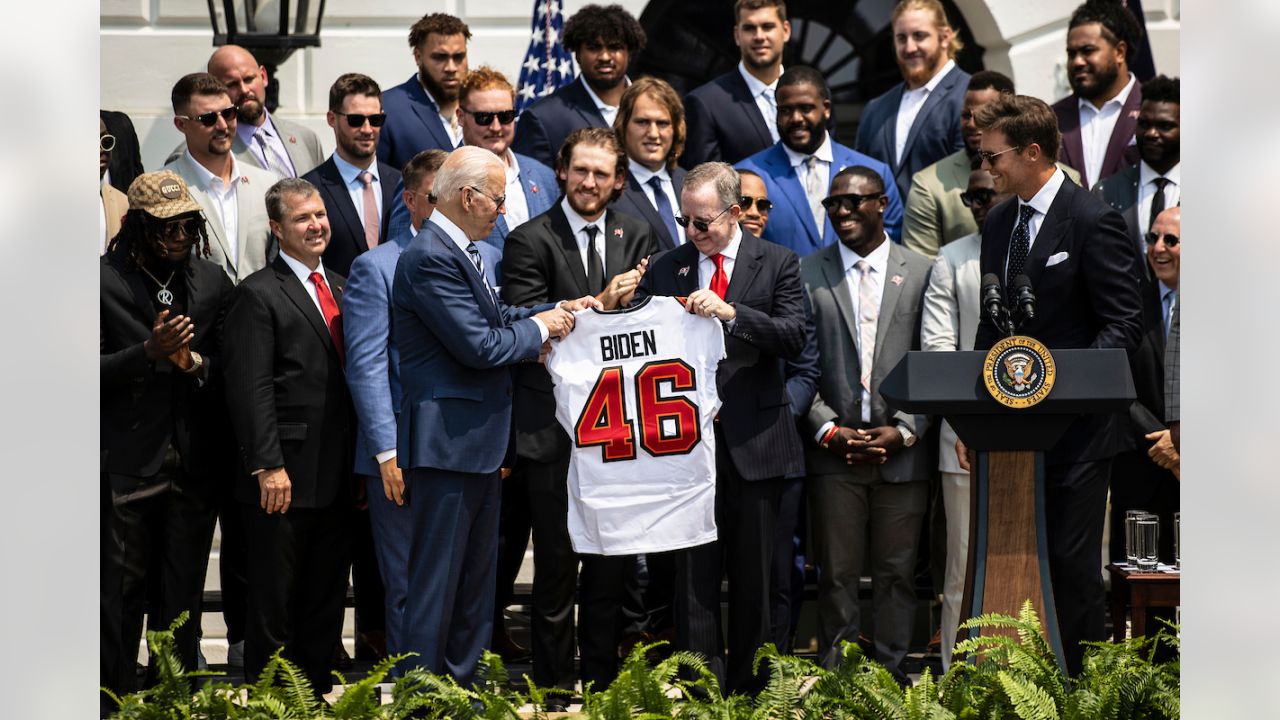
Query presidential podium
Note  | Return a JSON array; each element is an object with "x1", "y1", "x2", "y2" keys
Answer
[{"x1": 880, "y1": 347, "x2": 1134, "y2": 669}]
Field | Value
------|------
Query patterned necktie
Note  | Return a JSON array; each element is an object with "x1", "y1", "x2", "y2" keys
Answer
[
  {"x1": 358, "y1": 170, "x2": 380, "y2": 249},
  {"x1": 585, "y1": 225, "x2": 605, "y2": 295},
  {"x1": 646, "y1": 176, "x2": 681, "y2": 245},
  {"x1": 253, "y1": 128, "x2": 274, "y2": 174},
  {"x1": 763, "y1": 87, "x2": 779, "y2": 141},
  {"x1": 804, "y1": 155, "x2": 825, "y2": 236},
  {"x1": 466, "y1": 242, "x2": 498, "y2": 306},
  {"x1": 309, "y1": 271, "x2": 344, "y2": 366},
  {"x1": 1148, "y1": 177, "x2": 1171, "y2": 232},
  {"x1": 1162, "y1": 288, "x2": 1177, "y2": 339},
  {"x1": 855, "y1": 260, "x2": 876, "y2": 393},
  {"x1": 1007, "y1": 203, "x2": 1037, "y2": 289},
  {"x1": 254, "y1": 124, "x2": 295, "y2": 178},
  {"x1": 709, "y1": 253, "x2": 728, "y2": 299}
]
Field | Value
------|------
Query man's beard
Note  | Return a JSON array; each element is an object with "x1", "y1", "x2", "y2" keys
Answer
[
  {"x1": 898, "y1": 50, "x2": 945, "y2": 88},
  {"x1": 237, "y1": 93, "x2": 265, "y2": 124},
  {"x1": 1070, "y1": 62, "x2": 1120, "y2": 101},
  {"x1": 339, "y1": 135, "x2": 376, "y2": 162},
  {"x1": 584, "y1": 70, "x2": 625, "y2": 92},
  {"x1": 419, "y1": 67, "x2": 458, "y2": 102},
  {"x1": 206, "y1": 133, "x2": 232, "y2": 156}
]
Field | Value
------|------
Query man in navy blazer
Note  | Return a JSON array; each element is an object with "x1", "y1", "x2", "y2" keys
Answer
[
  {"x1": 511, "y1": 4, "x2": 646, "y2": 169},
  {"x1": 737, "y1": 67, "x2": 903, "y2": 257},
  {"x1": 610, "y1": 77, "x2": 688, "y2": 251},
  {"x1": 391, "y1": 147, "x2": 594, "y2": 685},
  {"x1": 306, "y1": 74, "x2": 402, "y2": 279},
  {"x1": 377, "y1": 13, "x2": 470, "y2": 170},
  {"x1": 853, "y1": 0, "x2": 969, "y2": 201}
]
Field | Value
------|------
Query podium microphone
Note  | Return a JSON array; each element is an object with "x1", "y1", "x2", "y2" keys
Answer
[
  {"x1": 981, "y1": 273, "x2": 1005, "y2": 325},
  {"x1": 1011, "y1": 274, "x2": 1036, "y2": 321}
]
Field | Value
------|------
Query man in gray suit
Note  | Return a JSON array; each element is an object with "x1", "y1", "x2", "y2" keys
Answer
[
  {"x1": 164, "y1": 73, "x2": 276, "y2": 284},
  {"x1": 919, "y1": 166, "x2": 1010, "y2": 667},
  {"x1": 801, "y1": 165, "x2": 932, "y2": 682},
  {"x1": 166, "y1": 45, "x2": 325, "y2": 178}
]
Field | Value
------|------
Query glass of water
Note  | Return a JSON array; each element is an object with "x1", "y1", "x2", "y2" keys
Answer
[
  {"x1": 1174, "y1": 512, "x2": 1181, "y2": 571},
  {"x1": 1135, "y1": 515, "x2": 1160, "y2": 572},
  {"x1": 1125, "y1": 509, "x2": 1151, "y2": 567}
]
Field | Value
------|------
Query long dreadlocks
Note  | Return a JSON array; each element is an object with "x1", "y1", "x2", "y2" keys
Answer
[{"x1": 107, "y1": 208, "x2": 212, "y2": 269}]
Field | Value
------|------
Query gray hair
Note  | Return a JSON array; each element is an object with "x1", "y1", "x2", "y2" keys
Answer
[
  {"x1": 433, "y1": 145, "x2": 504, "y2": 204},
  {"x1": 684, "y1": 162, "x2": 741, "y2": 210},
  {"x1": 265, "y1": 177, "x2": 319, "y2": 222}
]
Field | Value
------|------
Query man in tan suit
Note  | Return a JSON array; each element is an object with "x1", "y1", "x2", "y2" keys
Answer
[
  {"x1": 100, "y1": 116, "x2": 129, "y2": 254},
  {"x1": 164, "y1": 72, "x2": 276, "y2": 283}
]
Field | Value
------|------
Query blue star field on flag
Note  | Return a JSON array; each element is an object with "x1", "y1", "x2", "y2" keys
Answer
[{"x1": 515, "y1": 0, "x2": 576, "y2": 114}]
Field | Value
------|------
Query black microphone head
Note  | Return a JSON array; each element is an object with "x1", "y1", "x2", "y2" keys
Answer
[
  {"x1": 1012, "y1": 274, "x2": 1032, "y2": 291},
  {"x1": 981, "y1": 273, "x2": 1002, "y2": 289}
]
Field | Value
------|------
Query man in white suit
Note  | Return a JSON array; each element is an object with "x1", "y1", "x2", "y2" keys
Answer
[
  {"x1": 918, "y1": 165, "x2": 1009, "y2": 666},
  {"x1": 165, "y1": 72, "x2": 276, "y2": 284}
]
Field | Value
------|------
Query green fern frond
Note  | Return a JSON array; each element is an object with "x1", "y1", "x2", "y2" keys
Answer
[{"x1": 997, "y1": 670, "x2": 1060, "y2": 720}]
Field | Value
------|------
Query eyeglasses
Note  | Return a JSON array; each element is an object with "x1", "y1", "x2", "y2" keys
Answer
[
  {"x1": 163, "y1": 217, "x2": 203, "y2": 239},
  {"x1": 820, "y1": 192, "x2": 884, "y2": 214},
  {"x1": 959, "y1": 188, "x2": 997, "y2": 208},
  {"x1": 334, "y1": 111, "x2": 387, "y2": 128},
  {"x1": 739, "y1": 196, "x2": 773, "y2": 213},
  {"x1": 467, "y1": 185, "x2": 506, "y2": 208},
  {"x1": 176, "y1": 106, "x2": 238, "y2": 127},
  {"x1": 100, "y1": 133, "x2": 117, "y2": 153},
  {"x1": 676, "y1": 206, "x2": 732, "y2": 232},
  {"x1": 462, "y1": 108, "x2": 517, "y2": 126},
  {"x1": 977, "y1": 146, "x2": 1021, "y2": 164},
  {"x1": 1144, "y1": 231, "x2": 1180, "y2": 248}
]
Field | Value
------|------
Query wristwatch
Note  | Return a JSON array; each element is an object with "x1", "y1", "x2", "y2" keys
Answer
[
  {"x1": 183, "y1": 351, "x2": 204, "y2": 375},
  {"x1": 897, "y1": 424, "x2": 917, "y2": 448}
]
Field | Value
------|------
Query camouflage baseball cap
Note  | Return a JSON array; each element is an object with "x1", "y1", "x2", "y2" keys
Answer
[{"x1": 127, "y1": 170, "x2": 203, "y2": 219}]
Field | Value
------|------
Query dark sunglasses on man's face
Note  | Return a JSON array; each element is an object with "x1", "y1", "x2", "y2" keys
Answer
[
  {"x1": 675, "y1": 206, "x2": 731, "y2": 233},
  {"x1": 177, "y1": 106, "x2": 238, "y2": 127},
  {"x1": 960, "y1": 188, "x2": 997, "y2": 208},
  {"x1": 335, "y1": 111, "x2": 387, "y2": 128},
  {"x1": 820, "y1": 192, "x2": 883, "y2": 214},
  {"x1": 1145, "y1": 231, "x2": 1179, "y2": 248},
  {"x1": 463, "y1": 109, "x2": 517, "y2": 126},
  {"x1": 740, "y1": 196, "x2": 773, "y2": 213},
  {"x1": 164, "y1": 217, "x2": 203, "y2": 239}
]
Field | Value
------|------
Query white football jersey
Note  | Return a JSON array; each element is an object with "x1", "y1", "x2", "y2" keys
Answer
[{"x1": 546, "y1": 295, "x2": 726, "y2": 555}]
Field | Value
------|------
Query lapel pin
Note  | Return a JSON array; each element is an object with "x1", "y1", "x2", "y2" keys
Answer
[
  {"x1": 289, "y1": 135, "x2": 297, "y2": 144},
  {"x1": 890, "y1": 274, "x2": 903, "y2": 286},
  {"x1": 613, "y1": 227, "x2": 623, "y2": 237},
  {"x1": 678, "y1": 266, "x2": 690, "y2": 277},
  {"x1": 531, "y1": 182, "x2": 539, "y2": 193},
  {"x1": 1128, "y1": 110, "x2": 1139, "y2": 118},
  {"x1": 241, "y1": 176, "x2": 249, "y2": 184}
]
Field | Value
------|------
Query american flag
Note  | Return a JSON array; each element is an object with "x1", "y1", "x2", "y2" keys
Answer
[{"x1": 515, "y1": 0, "x2": 576, "y2": 114}]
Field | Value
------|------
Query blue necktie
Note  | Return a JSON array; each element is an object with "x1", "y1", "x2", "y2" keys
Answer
[{"x1": 647, "y1": 176, "x2": 681, "y2": 246}]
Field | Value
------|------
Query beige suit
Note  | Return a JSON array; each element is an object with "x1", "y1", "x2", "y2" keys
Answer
[
  {"x1": 101, "y1": 183, "x2": 130, "y2": 254},
  {"x1": 166, "y1": 115, "x2": 325, "y2": 179},
  {"x1": 163, "y1": 153, "x2": 276, "y2": 283}
]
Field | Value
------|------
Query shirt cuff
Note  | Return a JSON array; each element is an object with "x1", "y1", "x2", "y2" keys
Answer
[
  {"x1": 532, "y1": 317, "x2": 550, "y2": 342},
  {"x1": 815, "y1": 420, "x2": 836, "y2": 444},
  {"x1": 375, "y1": 449, "x2": 397, "y2": 465}
]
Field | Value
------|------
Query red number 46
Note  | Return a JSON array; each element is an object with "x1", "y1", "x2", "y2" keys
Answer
[{"x1": 574, "y1": 360, "x2": 702, "y2": 462}]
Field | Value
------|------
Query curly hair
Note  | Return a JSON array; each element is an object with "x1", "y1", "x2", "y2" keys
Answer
[
  {"x1": 459, "y1": 65, "x2": 515, "y2": 106},
  {"x1": 563, "y1": 4, "x2": 646, "y2": 54},
  {"x1": 408, "y1": 13, "x2": 472, "y2": 49},
  {"x1": 1141, "y1": 74, "x2": 1179, "y2": 105},
  {"x1": 108, "y1": 209, "x2": 211, "y2": 269},
  {"x1": 1068, "y1": 0, "x2": 1143, "y2": 62},
  {"x1": 614, "y1": 77, "x2": 686, "y2": 172}
]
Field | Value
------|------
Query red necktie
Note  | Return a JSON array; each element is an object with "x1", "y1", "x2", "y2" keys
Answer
[
  {"x1": 709, "y1": 253, "x2": 728, "y2": 299},
  {"x1": 310, "y1": 271, "x2": 344, "y2": 366}
]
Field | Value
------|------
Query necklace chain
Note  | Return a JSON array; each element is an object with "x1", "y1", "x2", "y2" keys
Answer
[{"x1": 140, "y1": 265, "x2": 176, "y2": 306}]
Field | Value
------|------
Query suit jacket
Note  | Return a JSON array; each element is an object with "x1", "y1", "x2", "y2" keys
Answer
[
  {"x1": 378, "y1": 74, "x2": 459, "y2": 171},
  {"x1": 736, "y1": 140, "x2": 905, "y2": 256},
  {"x1": 102, "y1": 109, "x2": 144, "y2": 194},
  {"x1": 511, "y1": 78, "x2": 608, "y2": 170},
  {"x1": 102, "y1": 183, "x2": 130, "y2": 253},
  {"x1": 919, "y1": 232, "x2": 980, "y2": 474},
  {"x1": 392, "y1": 219, "x2": 554, "y2": 474},
  {"x1": 502, "y1": 205, "x2": 659, "y2": 462},
  {"x1": 165, "y1": 115, "x2": 326, "y2": 178},
  {"x1": 1052, "y1": 83, "x2": 1143, "y2": 190},
  {"x1": 854, "y1": 64, "x2": 970, "y2": 200},
  {"x1": 100, "y1": 251, "x2": 235, "y2": 487},
  {"x1": 974, "y1": 176, "x2": 1143, "y2": 464},
  {"x1": 222, "y1": 255, "x2": 354, "y2": 508},
  {"x1": 1126, "y1": 276, "x2": 1171, "y2": 442},
  {"x1": 163, "y1": 153, "x2": 277, "y2": 284},
  {"x1": 611, "y1": 166, "x2": 686, "y2": 251},
  {"x1": 1092, "y1": 162, "x2": 1146, "y2": 267},
  {"x1": 634, "y1": 229, "x2": 807, "y2": 480},
  {"x1": 304, "y1": 156, "x2": 403, "y2": 278},
  {"x1": 801, "y1": 241, "x2": 932, "y2": 481},
  {"x1": 681, "y1": 70, "x2": 775, "y2": 170}
]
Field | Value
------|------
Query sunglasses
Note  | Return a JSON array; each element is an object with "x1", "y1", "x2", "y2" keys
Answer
[
  {"x1": 177, "y1": 106, "x2": 238, "y2": 127},
  {"x1": 821, "y1": 192, "x2": 884, "y2": 214},
  {"x1": 1144, "y1": 231, "x2": 1180, "y2": 248},
  {"x1": 740, "y1": 196, "x2": 773, "y2": 212},
  {"x1": 334, "y1": 111, "x2": 387, "y2": 128},
  {"x1": 959, "y1": 188, "x2": 997, "y2": 207},
  {"x1": 977, "y1": 146, "x2": 1021, "y2": 164},
  {"x1": 100, "y1": 133, "x2": 117, "y2": 153},
  {"x1": 463, "y1": 108, "x2": 517, "y2": 126},
  {"x1": 676, "y1": 206, "x2": 731, "y2": 233},
  {"x1": 163, "y1": 217, "x2": 203, "y2": 239},
  {"x1": 467, "y1": 185, "x2": 506, "y2": 209}
]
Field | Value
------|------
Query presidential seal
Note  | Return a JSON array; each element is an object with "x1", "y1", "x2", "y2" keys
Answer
[{"x1": 983, "y1": 335, "x2": 1056, "y2": 408}]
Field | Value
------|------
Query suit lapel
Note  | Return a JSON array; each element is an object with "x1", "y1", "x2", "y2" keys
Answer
[
  {"x1": 623, "y1": 175, "x2": 670, "y2": 247},
  {"x1": 432, "y1": 226, "x2": 501, "y2": 321},
  {"x1": 379, "y1": 164, "x2": 398, "y2": 239},
  {"x1": 668, "y1": 244, "x2": 700, "y2": 296},
  {"x1": 603, "y1": 211, "x2": 629, "y2": 278},
  {"x1": 877, "y1": 85, "x2": 906, "y2": 171},
  {"x1": 234, "y1": 171, "x2": 260, "y2": 268},
  {"x1": 408, "y1": 78, "x2": 456, "y2": 149},
  {"x1": 568, "y1": 79, "x2": 609, "y2": 127},
  {"x1": 985, "y1": 197, "x2": 1016, "y2": 283},
  {"x1": 121, "y1": 266, "x2": 159, "y2": 323},
  {"x1": 725, "y1": 231, "x2": 762, "y2": 303},
  {"x1": 818, "y1": 244, "x2": 860, "y2": 348},
  {"x1": 727, "y1": 71, "x2": 774, "y2": 149},
  {"x1": 178, "y1": 157, "x2": 233, "y2": 268},
  {"x1": 1021, "y1": 181, "x2": 1076, "y2": 289},
  {"x1": 767, "y1": 147, "x2": 821, "y2": 251},
  {"x1": 1102, "y1": 84, "x2": 1143, "y2": 181},
  {"x1": 231, "y1": 134, "x2": 267, "y2": 172},
  {"x1": 900, "y1": 68, "x2": 960, "y2": 165},
  {"x1": 519, "y1": 161, "x2": 552, "y2": 215},
  {"x1": 274, "y1": 256, "x2": 335, "y2": 355},
  {"x1": 874, "y1": 246, "x2": 907, "y2": 359},
  {"x1": 548, "y1": 205, "x2": 591, "y2": 296},
  {"x1": 318, "y1": 159, "x2": 366, "y2": 257},
  {"x1": 1057, "y1": 106, "x2": 1085, "y2": 186}
]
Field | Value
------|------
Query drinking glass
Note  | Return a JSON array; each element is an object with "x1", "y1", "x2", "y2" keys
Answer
[
  {"x1": 1135, "y1": 515, "x2": 1160, "y2": 572},
  {"x1": 1125, "y1": 509, "x2": 1151, "y2": 566}
]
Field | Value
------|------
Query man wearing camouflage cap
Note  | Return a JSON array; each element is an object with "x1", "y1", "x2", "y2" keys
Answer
[{"x1": 100, "y1": 170, "x2": 236, "y2": 711}]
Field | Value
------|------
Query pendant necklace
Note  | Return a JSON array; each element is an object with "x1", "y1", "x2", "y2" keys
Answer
[{"x1": 140, "y1": 265, "x2": 176, "y2": 306}]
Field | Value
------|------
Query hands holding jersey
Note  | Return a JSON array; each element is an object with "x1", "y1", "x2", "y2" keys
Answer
[{"x1": 535, "y1": 295, "x2": 605, "y2": 339}]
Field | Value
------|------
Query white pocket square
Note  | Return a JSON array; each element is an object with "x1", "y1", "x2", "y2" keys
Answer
[{"x1": 1046, "y1": 252, "x2": 1069, "y2": 267}]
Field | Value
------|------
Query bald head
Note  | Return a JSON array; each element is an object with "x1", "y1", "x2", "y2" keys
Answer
[
  {"x1": 208, "y1": 45, "x2": 269, "y2": 125},
  {"x1": 1148, "y1": 207, "x2": 1180, "y2": 290}
]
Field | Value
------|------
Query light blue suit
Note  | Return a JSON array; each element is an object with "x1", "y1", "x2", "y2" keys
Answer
[{"x1": 736, "y1": 141, "x2": 904, "y2": 257}]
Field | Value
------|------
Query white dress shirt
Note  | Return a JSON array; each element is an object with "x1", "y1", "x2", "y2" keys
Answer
[
  {"x1": 1138, "y1": 161, "x2": 1181, "y2": 238},
  {"x1": 1077, "y1": 72, "x2": 1136, "y2": 185},
  {"x1": 502, "y1": 150, "x2": 531, "y2": 229},
  {"x1": 628, "y1": 159, "x2": 685, "y2": 245},
  {"x1": 1004, "y1": 167, "x2": 1067, "y2": 277},
  {"x1": 895, "y1": 59, "x2": 955, "y2": 166},
  {"x1": 581, "y1": 76, "x2": 629, "y2": 127},
  {"x1": 277, "y1": 250, "x2": 329, "y2": 316},
  {"x1": 840, "y1": 236, "x2": 891, "y2": 424},
  {"x1": 332, "y1": 152, "x2": 383, "y2": 227},
  {"x1": 421, "y1": 83, "x2": 462, "y2": 147},
  {"x1": 781, "y1": 133, "x2": 834, "y2": 232},
  {"x1": 738, "y1": 60, "x2": 782, "y2": 143},
  {"x1": 186, "y1": 150, "x2": 243, "y2": 265},
  {"x1": 697, "y1": 224, "x2": 742, "y2": 290},
  {"x1": 561, "y1": 196, "x2": 608, "y2": 276}
]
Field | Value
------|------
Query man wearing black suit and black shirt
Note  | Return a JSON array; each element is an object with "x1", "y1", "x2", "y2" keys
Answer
[
  {"x1": 502, "y1": 127, "x2": 657, "y2": 695},
  {"x1": 101, "y1": 170, "x2": 234, "y2": 711},
  {"x1": 633, "y1": 161, "x2": 807, "y2": 695},
  {"x1": 223, "y1": 178, "x2": 355, "y2": 695},
  {"x1": 965, "y1": 94, "x2": 1142, "y2": 675}
]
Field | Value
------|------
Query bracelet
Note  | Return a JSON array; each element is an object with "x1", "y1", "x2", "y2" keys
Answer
[{"x1": 820, "y1": 425, "x2": 839, "y2": 449}]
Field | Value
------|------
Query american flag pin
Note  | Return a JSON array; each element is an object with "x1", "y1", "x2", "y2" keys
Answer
[
  {"x1": 891, "y1": 274, "x2": 903, "y2": 285},
  {"x1": 289, "y1": 135, "x2": 297, "y2": 144},
  {"x1": 531, "y1": 183, "x2": 539, "y2": 193},
  {"x1": 678, "y1": 266, "x2": 690, "y2": 277},
  {"x1": 613, "y1": 227, "x2": 623, "y2": 237},
  {"x1": 1128, "y1": 110, "x2": 1139, "y2": 118},
  {"x1": 241, "y1": 176, "x2": 249, "y2": 184}
]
